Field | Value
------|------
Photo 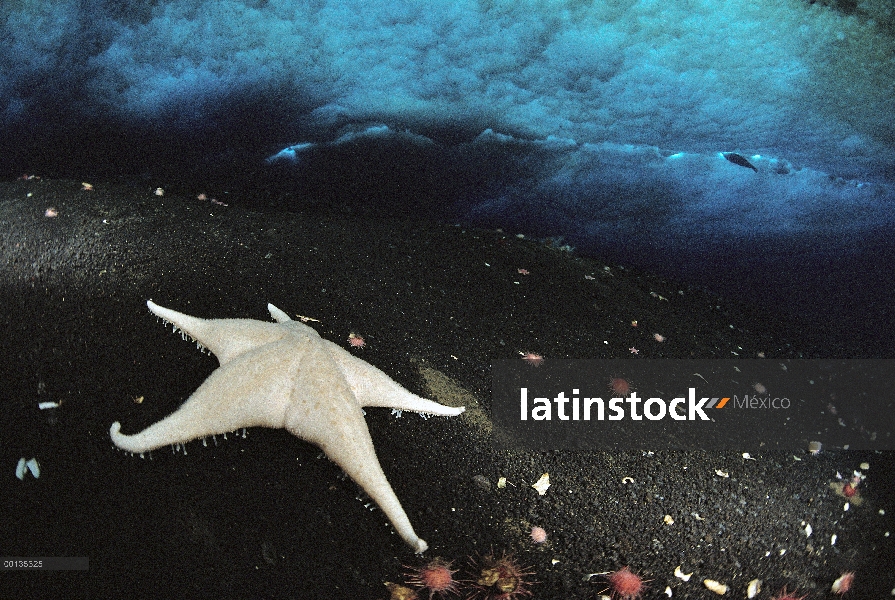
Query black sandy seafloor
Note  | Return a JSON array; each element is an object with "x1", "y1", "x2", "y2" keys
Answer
[{"x1": 1, "y1": 178, "x2": 893, "y2": 600}]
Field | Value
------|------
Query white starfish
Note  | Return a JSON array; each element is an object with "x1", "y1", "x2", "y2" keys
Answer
[{"x1": 110, "y1": 300, "x2": 465, "y2": 553}]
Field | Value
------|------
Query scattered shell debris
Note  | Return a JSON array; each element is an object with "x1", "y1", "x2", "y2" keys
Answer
[
  {"x1": 673, "y1": 566, "x2": 692, "y2": 582},
  {"x1": 37, "y1": 399, "x2": 62, "y2": 425},
  {"x1": 532, "y1": 473, "x2": 551, "y2": 495},
  {"x1": 15, "y1": 457, "x2": 40, "y2": 480},
  {"x1": 384, "y1": 582, "x2": 416, "y2": 600},
  {"x1": 715, "y1": 470, "x2": 729, "y2": 478},
  {"x1": 703, "y1": 579, "x2": 728, "y2": 595}
]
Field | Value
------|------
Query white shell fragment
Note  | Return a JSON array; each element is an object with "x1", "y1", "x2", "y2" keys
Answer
[
  {"x1": 622, "y1": 476, "x2": 635, "y2": 484},
  {"x1": 703, "y1": 579, "x2": 728, "y2": 595},
  {"x1": 746, "y1": 579, "x2": 762, "y2": 598},
  {"x1": 803, "y1": 523, "x2": 812, "y2": 537},
  {"x1": 16, "y1": 457, "x2": 40, "y2": 480},
  {"x1": 860, "y1": 462, "x2": 870, "y2": 470},
  {"x1": 674, "y1": 565, "x2": 692, "y2": 582},
  {"x1": 532, "y1": 473, "x2": 551, "y2": 495},
  {"x1": 38, "y1": 401, "x2": 60, "y2": 410},
  {"x1": 831, "y1": 534, "x2": 837, "y2": 545},
  {"x1": 715, "y1": 469, "x2": 729, "y2": 478},
  {"x1": 742, "y1": 453, "x2": 755, "y2": 460},
  {"x1": 664, "y1": 586, "x2": 672, "y2": 597},
  {"x1": 664, "y1": 515, "x2": 675, "y2": 525},
  {"x1": 497, "y1": 477, "x2": 507, "y2": 489}
]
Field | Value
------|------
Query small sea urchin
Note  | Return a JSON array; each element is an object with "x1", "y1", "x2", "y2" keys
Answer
[
  {"x1": 404, "y1": 558, "x2": 459, "y2": 599},
  {"x1": 771, "y1": 586, "x2": 808, "y2": 600},
  {"x1": 519, "y1": 351, "x2": 544, "y2": 367},
  {"x1": 468, "y1": 553, "x2": 534, "y2": 600},
  {"x1": 348, "y1": 332, "x2": 366, "y2": 348},
  {"x1": 605, "y1": 566, "x2": 646, "y2": 600},
  {"x1": 609, "y1": 377, "x2": 631, "y2": 397},
  {"x1": 831, "y1": 571, "x2": 855, "y2": 595},
  {"x1": 529, "y1": 526, "x2": 547, "y2": 544}
]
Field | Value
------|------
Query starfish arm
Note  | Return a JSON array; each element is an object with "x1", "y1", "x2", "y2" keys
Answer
[
  {"x1": 325, "y1": 341, "x2": 465, "y2": 416},
  {"x1": 321, "y1": 429, "x2": 429, "y2": 554},
  {"x1": 267, "y1": 303, "x2": 291, "y2": 323},
  {"x1": 282, "y1": 349, "x2": 429, "y2": 553},
  {"x1": 110, "y1": 345, "x2": 296, "y2": 453},
  {"x1": 147, "y1": 300, "x2": 290, "y2": 365}
]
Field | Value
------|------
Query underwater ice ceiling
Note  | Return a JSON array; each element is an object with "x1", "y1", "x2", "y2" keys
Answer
[
  {"x1": 3, "y1": 0, "x2": 895, "y2": 334},
  {"x1": 3, "y1": 0, "x2": 893, "y2": 166}
]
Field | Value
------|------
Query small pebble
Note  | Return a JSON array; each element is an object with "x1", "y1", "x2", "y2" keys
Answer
[{"x1": 472, "y1": 475, "x2": 491, "y2": 491}]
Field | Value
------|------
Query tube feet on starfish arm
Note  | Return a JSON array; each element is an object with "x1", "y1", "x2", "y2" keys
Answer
[{"x1": 110, "y1": 300, "x2": 465, "y2": 553}]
